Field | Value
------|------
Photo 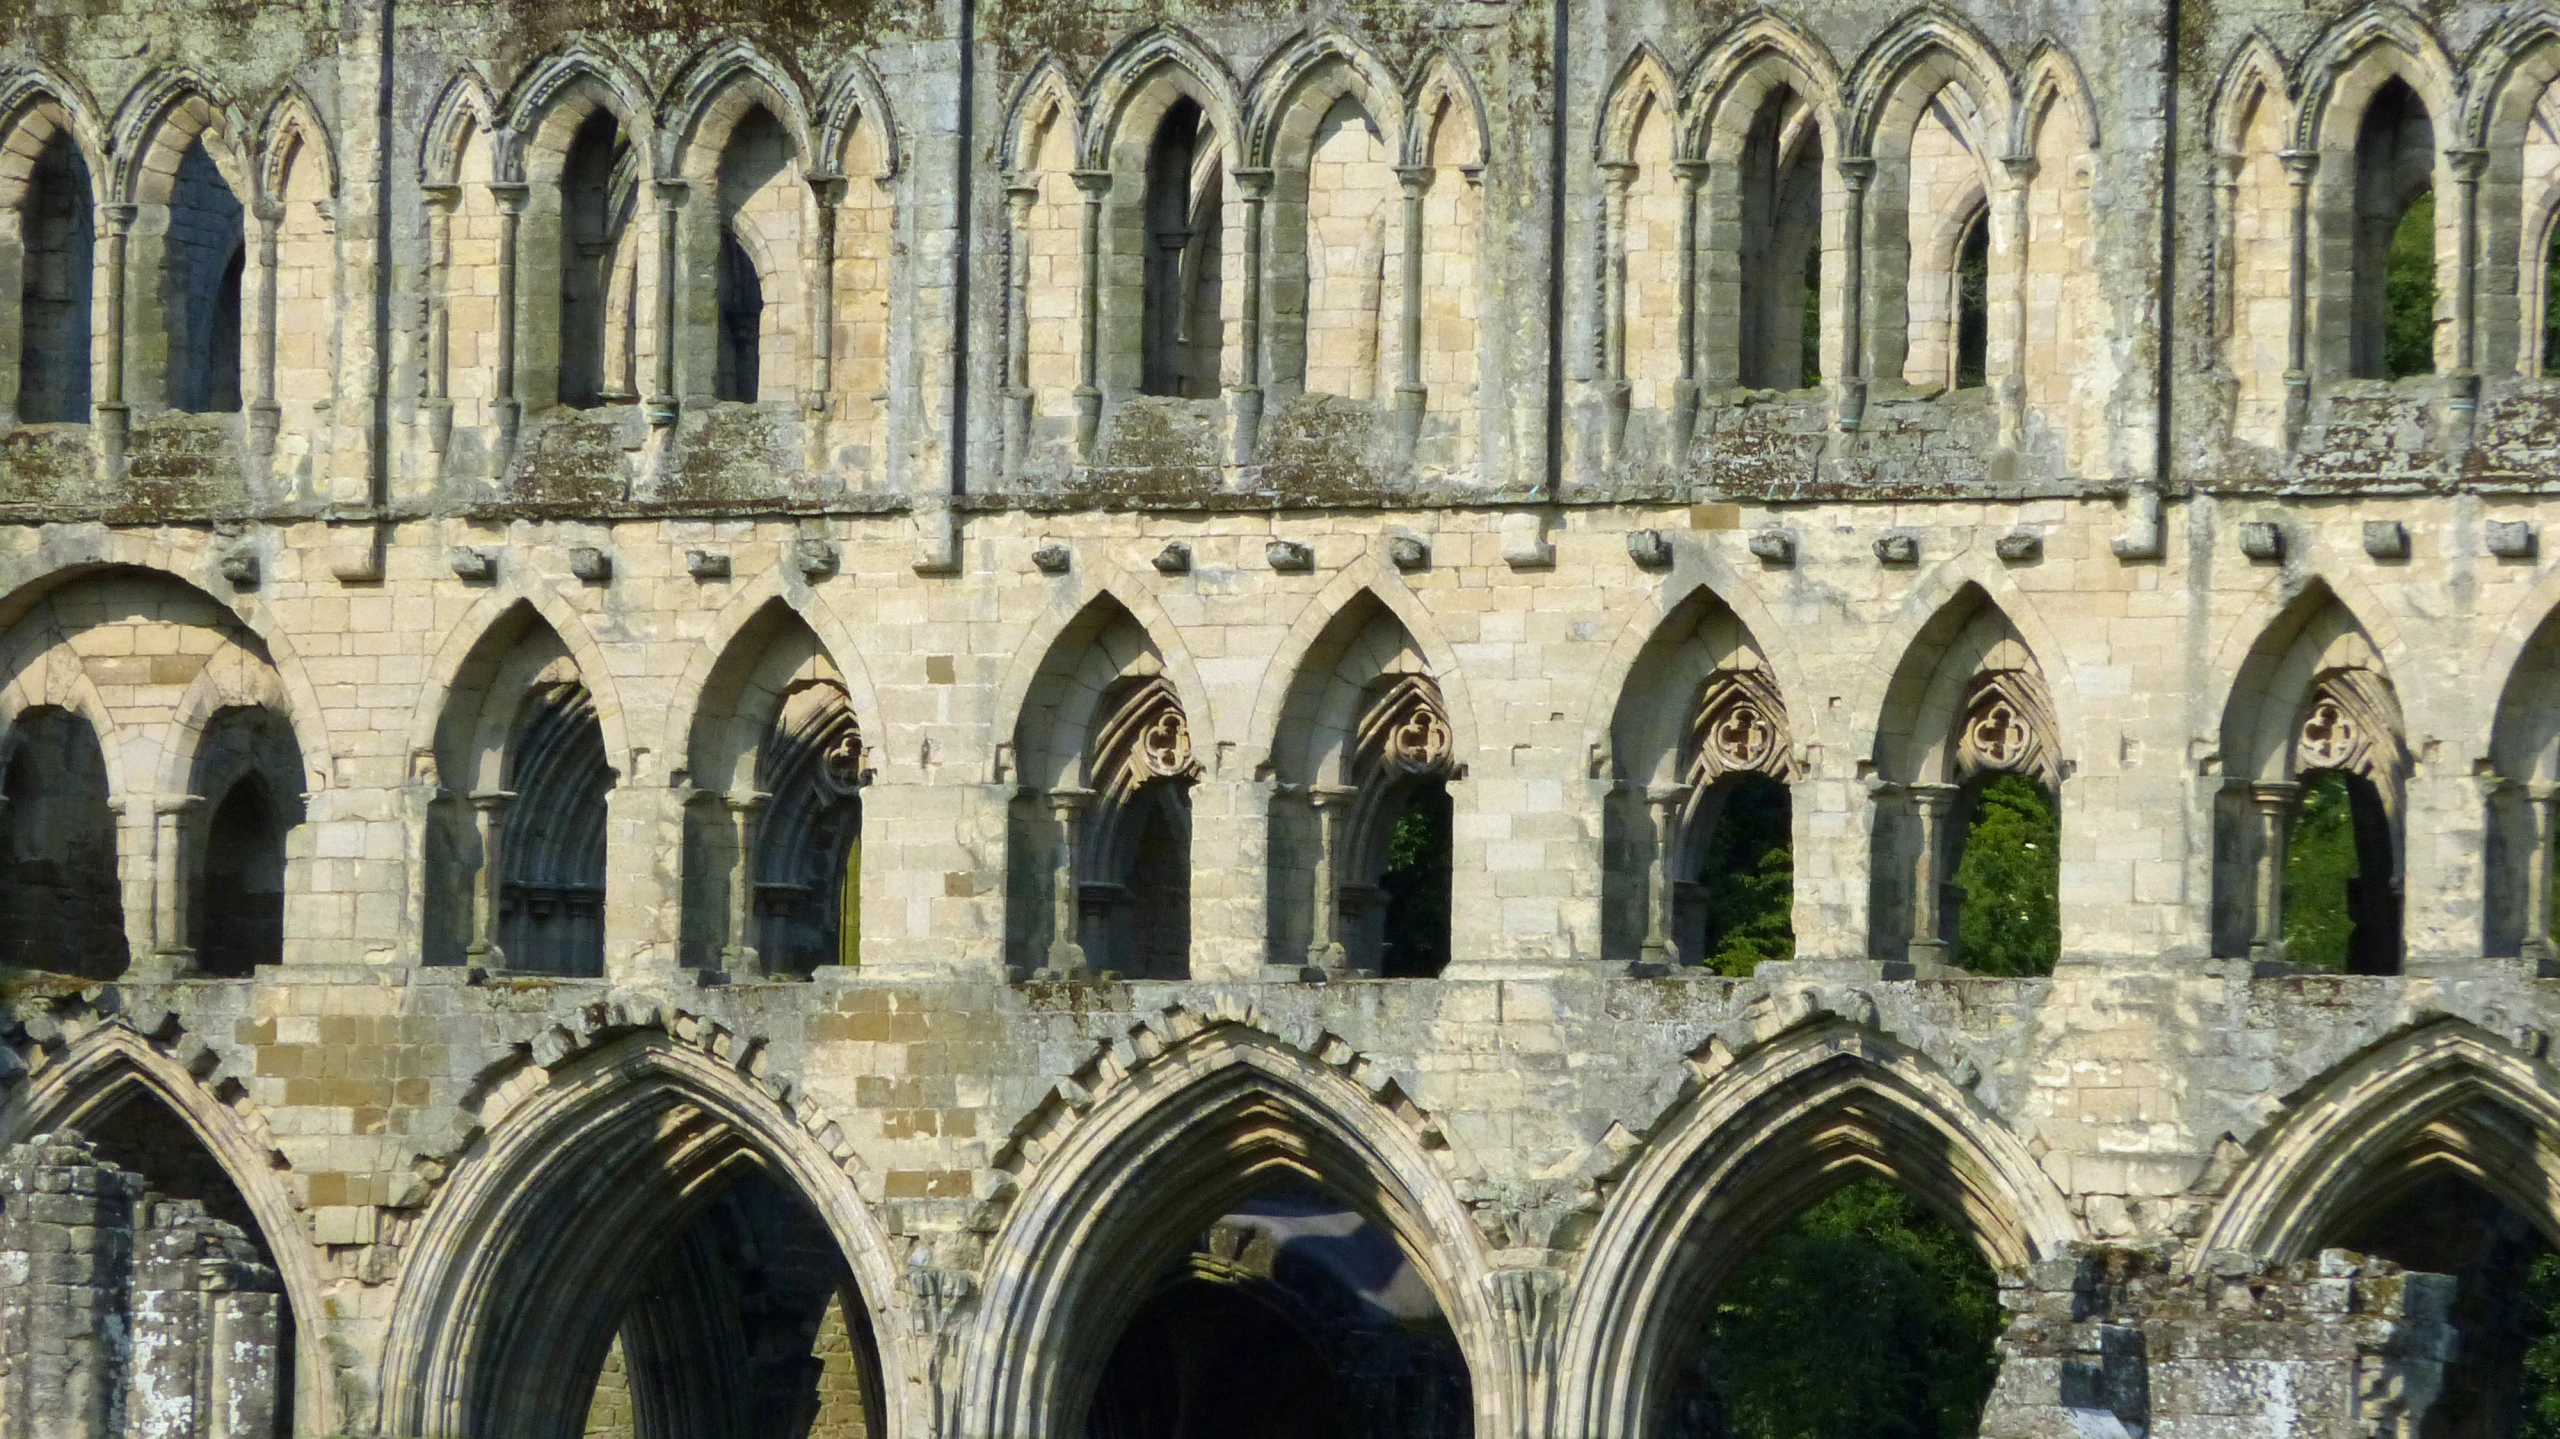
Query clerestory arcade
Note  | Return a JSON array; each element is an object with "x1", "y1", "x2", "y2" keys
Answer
[{"x1": 6, "y1": 0, "x2": 2560, "y2": 1437}]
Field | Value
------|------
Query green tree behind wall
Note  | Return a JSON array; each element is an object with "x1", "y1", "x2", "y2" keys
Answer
[
  {"x1": 1692, "y1": 1178, "x2": 2007, "y2": 1439},
  {"x1": 2282, "y1": 772, "x2": 2358, "y2": 971},
  {"x1": 1954, "y1": 776, "x2": 2060, "y2": 977},
  {"x1": 2385, "y1": 192, "x2": 2437, "y2": 379},
  {"x1": 1700, "y1": 775, "x2": 1794, "y2": 976}
]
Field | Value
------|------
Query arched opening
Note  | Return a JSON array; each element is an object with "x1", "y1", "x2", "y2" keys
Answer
[
  {"x1": 1878, "y1": 78, "x2": 1996, "y2": 396},
  {"x1": 2542, "y1": 211, "x2": 2560, "y2": 377},
  {"x1": 715, "y1": 229, "x2": 763, "y2": 401},
  {"x1": 500, "y1": 680, "x2": 610, "y2": 975},
  {"x1": 559, "y1": 108, "x2": 633, "y2": 410},
  {"x1": 1375, "y1": 776, "x2": 1451, "y2": 979},
  {"x1": 392, "y1": 1054, "x2": 893, "y2": 1439},
  {"x1": 2282, "y1": 768, "x2": 2400, "y2": 974},
  {"x1": 2351, "y1": 78, "x2": 2436, "y2": 380},
  {"x1": 1737, "y1": 85, "x2": 1825, "y2": 391},
  {"x1": 1080, "y1": 1178, "x2": 1471, "y2": 1439},
  {"x1": 0, "y1": 705, "x2": 126, "y2": 978},
  {"x1": 1689, "y1": 771, "x2": 1794, "y2": 975},
  {"x1": 711, "y1": 103, "x2": 793, "y2": 405},
  {"x1": 750, "y1": 682, "x2": 863, "y2": 977},
  {"x1": 1946, "y1": 772, "x2": 2059, "y2": 976},
  {"x1": 187, "y1": 704, "x2": 304, "y2": 978},
  {"x1": 1951, "y1": 205, "x2": 1989, "y2": 390},
  {"x1": 1139, "y1": 97, "x2": 1222, "y2": 399},
  {"x1": 27, "y1": 1088, "x2": 299, "y2": 1439},
  {"x1": 1659, "y1": 1176, "x2": 2006, "y2": 1439},
  {"x1": 164, "y1": 138, "x2": 243, "y2": 414},
  {"x1": 2327, "y1": 1175, "x2": 2560, "y2": 1439},
  {"x1": 1292, "y1": 91, "x2": 1392, "y2": 404},
  {"x1": 16, "y1": 129, "x2": 92, "y2": 422}
]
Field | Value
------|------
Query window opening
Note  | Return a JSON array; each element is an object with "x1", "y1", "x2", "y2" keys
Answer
[
  {"x1": 18, "y1": 132, "x2": 92, "y2": 422},
  {"x1": 2282, "y1": 769, "x2": 2400, "y2": 974},
  {"x1": 1378, "y1": 778, "x2": 1451, "y2": 979},
  {"x1": 1953, "y1": 206, "x2": 1989, "y2": 390},
  {"x1": 1950, "y1": 773, "x2": 2059, "y2": 976},
  {"x1": 1693, "y1": 772, "x2": 1793, "y2": 976},
  {"x1": 715, "y1": 227, "x2": 763, "y2": 402},
  {"x1": 165, "y1": 139, "x2": 242, "y2": 414},
  {"x1": 1141, "y1": 98, "x2": 1221, "y2": 398},
  {"x1": 2351, "y1": 78, "x2": 2436, "y2": 379},
  {"x1": 558, "y1": 109, "x2": 629, "y2": 409}
]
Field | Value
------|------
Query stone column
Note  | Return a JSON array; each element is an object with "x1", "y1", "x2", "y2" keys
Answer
[
  {"x1": 807, "y1": 174, "x2": 843, "y2": 410},
  {"x1": 1392, "y1": 164, "x2": 1431, "y2": 467},
  {"x1": 95, "y1": 203, "x2": 134, "y2": 468},
  {"x1": 1994, "y1": 155, "x2": 2036, "y2": 452},
  {"x1": 2212, "y1": 152, "x2": 2243, "y2": 343},
  {"x1": 1232, "y1": 167, "x2": 1272, "y2": 465},
  {"x1": 2280, "y1": 150, "x2": 2317, "y2": 443},
  {"x1": 129, "y1": 1200, "x2": 282, "y2": 1439},
  {"x1": 724, "y1": 790, "x2": 769, "y2": 979},
  {"x1": 144, "y1": 795, "x2": 203, "y2": 979},
  {"x1": 2448, "y1": 146, "x2": 2487, "y2": 438},
  {"x1": 1640, "y1": 783, "x2": 1692, "y2": 969},
  {"x1": 2524, "y1": 780, "x2": 2560, "y2": 969},
  {"x1": 490, "y1": 182, "x2": 529, "y2": 461},
  {"x1": 2249, "y1": 780, "x2": 2301, "y2": 964},
  {"x1": 1305, "y1": 785, "x2": 1357, "y2": 976},
  {"x1": 1071, "y1": 170, "x2": 1110, "y2": 460},
  {"x1": 1002, "y1": 176, "x2": 1037, "y2": 475},
  {"x1": 467, "y1": 789, "x2": 515, "y2": 968},
  {"x1": 1671, "y1": 159, "x2": 1706, "y2": 461},
  {"x1": 1599, "y1": 161, "x2": 1636, "y2": 463},
  {"x1": 649, "y1": 179, "x2": 689, "y2": 427},
  {"x1": 1904, "y1": 782, "x2": 1961, "y2": 968},
  {"x1": 0, "y1": 1132, "x2": 145, "y2": 1439},
  {"x1": 420, "y1": 184, "x2": 460, "y2": 454},
  {"x1": 1042, "y1": 786, "x2": 1093, "y2": 976},
  {"x1": 247, "y1": 200, "x2": 283, "y2": 458},
  {"x1": 1836, "y1": 158, "x2": 1873, "y2": 430}
]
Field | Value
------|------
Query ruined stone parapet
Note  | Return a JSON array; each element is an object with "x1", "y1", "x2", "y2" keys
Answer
[{"x1": 0, "y1": 1132, "x2": 144, "y2": 1439}]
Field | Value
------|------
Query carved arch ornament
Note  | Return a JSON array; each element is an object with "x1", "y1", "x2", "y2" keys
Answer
[
  {"x1": 1354, "y1": 672, "x2": 1456, "y2": 783},
  {"x1": 1682, "y1": 669, "x2": 1794, "y2": 785},
  {"x1": 2288, "y1": 667, "x2": 2405, "y2": 786},
  {"x1": 1951, "y1": 669, "x2": 2060, "y2": 785}
]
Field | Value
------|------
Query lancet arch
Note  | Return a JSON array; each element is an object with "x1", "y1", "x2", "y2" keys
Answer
[
  {"x1": 1867, "y1": 581, "x2": 2064, "y2": 972},
  {"x1": 422, "y1": 597, "x2": 623, "y2": 974},
  {"x1": 1849, "y1": 21, "x2": 2008, "y2": 399},
  {"x1": 0, "y1": 75, "x2": 102, "y2": 425},
  {"x1": 1006, "y1": 591, "x2": 1203, "y2": 978},
  {"x1": 117, "y1": 74, "x2": 252, "y2": 415},
  {"x1": 1265, "y1": 586, "x2": 1465, "y2": 977},
  {"x1": 2211, "y1": 40, "x2": 2297, "y2": 443},
  {"x1": 1556, "y1": 1018, "x2": 2078, "y2": 1439},
  {"x1": 1692, "y1": 26, "x2": 1845, "y2": 393},
  {"x1": 505, "y1": 53, "x2": 655, "y2": 412},
  {"x1": 669, "y1": 60, "x2": 814, "y2": 407},
  {"x1": 377, "y1": 1031, "x2": 906, "y2": 1439},
  {"x1": 4, "y1": 1020, "x2": 322, "y2": 1433},
  {"x1": 2212, "y1": 581, "x2": 2410, "y2": 971},
  {"x1": 1604, "y1": 584, "x2": 1798, "y2": 969},
  {"x1": 1257, "y1": 37, "x2": 1406, "y2": 413},
  {"x1": 683, "y1": 599, "x2": 867, "y2": 976},
  {"x1": 964, "y1": 1028, "x2": 1499, "y2": 1439}
]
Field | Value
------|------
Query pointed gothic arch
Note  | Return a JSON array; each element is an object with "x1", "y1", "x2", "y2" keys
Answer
[
  {"x1": 377, "y1": 1032, "x2": 906, "y2": 1439},
  {"x1": 964, "y1": 1028, "x2": 1500, "y2": 1439},
  {"x1": 117, "y1": 75, "x2": 251, "y2": 415},
  {"x1": 1555, "y1": 1018, "x2": 2079, "y2": 1439},
  {"x1": 0, "y1": 77, "x2": 101, "y2": 425},
  {"x1": 1694, "y1": 32, "x2": 1843, "y2": 393}
]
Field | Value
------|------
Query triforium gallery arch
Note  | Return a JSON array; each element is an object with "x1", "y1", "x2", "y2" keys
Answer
[
  {"x1": 0, "y1": 78, "x2": 100, "y2": 425},
  {"x1": 119, "y1": 78, "x2": 251, "y2": 417},
  {"x1": 1007, "y1": 591, "x2": 1202, "y2": 979},
  {"x1": 424, "y1": 599, "x2": 618, "y2": 974},
  {"x1": 1266, "y1": 588, "x2": 1462, "y2": 978},
  {"x1": 2212, "y1": 581, "x2": 2410, "y2": 973},
  {"x1": 683, "y1": 598, "x2": 867, "y2": 977},
  {"x1": 1553, "y1": 1019, "x2": 2080, "y2": 1439},
  {"x1": 3, "y1": 1022, "x2": 320, "y2": 1435},
  {"x1": 666, "y1": 55, "x2": 817, "y2": 407},
  {"x1": 1605, "y1": 583, "x2": 1797, "y2": 969},
  {"x1": 963, "y1": 1029, "x2": 1503, "y2": 1439},
  {"x1": 507, "y1": 60, "x2": 655, "y2": 412},
  {"x1": 0, "y1": 565, "x2": 310, "y2": 979},
  {"x1": 376, "y1": 1032, "x2": 905, "y2": 1439},
  {"x1": 1867, "y1": 582, "x2": 2064, "y2": 973}
]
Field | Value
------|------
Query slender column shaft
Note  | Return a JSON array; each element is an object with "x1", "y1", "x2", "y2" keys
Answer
[
  {"x1": 1905, "y1": 782, "x2": 1961, "y2": 965},
  {"x1": 1072, "y1": 170, "x2": 1110, "y2": 460},
  {"x1": 1996, "y1": 156, "x2": 2036, "y2": 451},
  {"x1": 2249, "y1": 781, "x2": 2302, "y2": 962},
  {"x1": 1392, "y1": 165, "x2": 1431, "y2": 468},
  {"x1": 490, "y1": 183, "x2": 529, "y2": 458},
  {"x1": 1003, "y1": 178, "x2": 1037, "y2": 474},
  {"x1": 2212, "y1": 153, "x2": 2243, "y2": 342},
  {"x1": 246, "y1": 201, "x2": 283, "y2": 457},
  {"x1": 151, "y1": 795, "x2": 203, "y2": 970},
  {"x1": 1045, "y1": 787, "x2": 1093, "y2": 975},
  {"x1": 809, "y1": 176, "x2": 844, "y2": 407},
  {"x1": 1837, "y1": 158, "x2": 1873, "y2": 430},
  {"x1": 725, "y1": 791, "x2": 769, "y2": 978},
  {"x1": 1307, "y1": 785, "x2": 1356, "y2": 975},
  {"x1": 2450, "y1": 147, "x2": 2488, "y2": 435},
  {"x1": 2280, "y1": 151, "x2": 2317, "y2": 440},
  {"x1": 421, "y1": 184, "x2": 459, "y2": 453},
  {"x1": 1671, "y1": 160, "x2": 1706, "y2": 459},
  {"x1": 1641, "y1": 784, "x2": 1692, "y2": 966},
  {"x1": 651, "y1": 179, "x2": 688, "y2": 423},
  {"x1": 468, "y1": 790, "x2": 515, "y2": 968},
  {"x1": 97, "y1": 202, "x2": 133, "y2": 464},
  {"x1": 1233, "y1": 167, "x2": 1271, "y2": 465},
  {"x1": 1599, "y1": 162, "x2": 1635, "y2": 464},
  {"x1": 2526, "y1": 781, "x2": 2560, "y2": 967}
]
